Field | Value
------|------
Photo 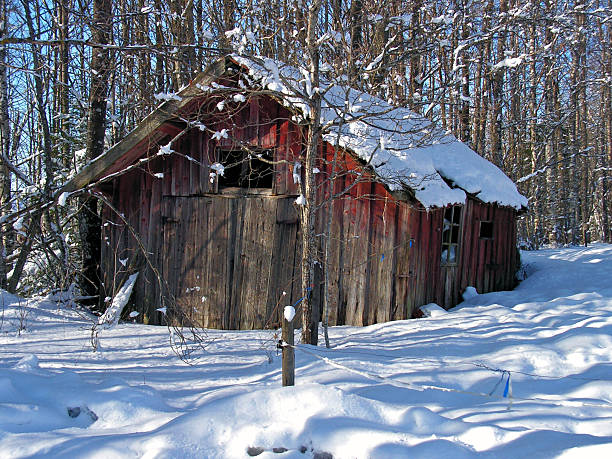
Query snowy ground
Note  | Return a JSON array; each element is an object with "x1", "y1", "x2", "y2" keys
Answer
[{"x1": 1, "y1": 244, "x2": 612, "y2": 458}]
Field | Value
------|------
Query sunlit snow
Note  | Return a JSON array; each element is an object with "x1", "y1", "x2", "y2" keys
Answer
[{"x1": 1, "y1": 244, "x2": 612, "y2": 457}]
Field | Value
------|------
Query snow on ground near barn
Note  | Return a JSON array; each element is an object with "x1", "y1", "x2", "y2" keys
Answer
[{"x1": 1, "y1": 245, "x2": 612, "y2": 458}]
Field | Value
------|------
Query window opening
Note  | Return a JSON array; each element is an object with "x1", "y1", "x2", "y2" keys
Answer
[
  {"x1": 441, "y1": 205, "x2": 462, "y2": 265},
  {"x1": 217, "y1": 148, "x2": 274, "y2": 189},
  {"x1": 479, "y1": 221, "x2": 494, "y2": 239}
]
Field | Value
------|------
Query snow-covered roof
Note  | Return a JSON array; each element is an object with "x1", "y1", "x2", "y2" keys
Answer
[{"x1": 232, "y1": 55, "x2": 528, "y2": 210}]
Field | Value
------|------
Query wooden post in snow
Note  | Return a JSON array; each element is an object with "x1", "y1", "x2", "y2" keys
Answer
[{"x1": 281, "y1": 310, "x2": 295, "y2": 386}]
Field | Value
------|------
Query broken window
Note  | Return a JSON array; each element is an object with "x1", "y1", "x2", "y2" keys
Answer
[
  {"x1": 441, "y1": 205, "x2": 462, "y2": 265},
  {"x1": 479, "y1": 221, "x2": 494, "y2": 239},
  {"x1": 217, "y1": 148, "x2": 274, "y2": 189}
]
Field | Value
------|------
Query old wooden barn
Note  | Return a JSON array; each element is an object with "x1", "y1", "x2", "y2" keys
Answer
[{"x1": 63, "y1": 56, "x2": 528, "y2": 329}]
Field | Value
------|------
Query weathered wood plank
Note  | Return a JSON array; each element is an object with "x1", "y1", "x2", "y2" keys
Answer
[
  {"x1": 276, "y1": 120, "x2": 290, "y2": 195},
  {"x1": 198, "y1": 132, "x2": 209, "y2": 194},
  {"x1": 248, "y1": 96, "x2": 260, "y2": 145},
  {"x1": 405, "y1": 205, "x2": 419, "y2": 318},
  {"x1": 237, "y1": 197, "x2": 274, "y2": 328},
  {"x1": 414, "y1": 209, "x2": 427, "y2": 309},
  {"x1": 483, "y1": 204, "x2": 492, "y2": 292},
  {"x1": 254, "y1": 198, "x2": 277, "y2": 327},
  {"x1": 476, "y1": 203, "x2": 487, "y2": 293},
  {"x1": 259, "y1": 97, "x2": 277, "y2": 149},
  {"x1": 224, "y1": 198, "x2": 240, "y2": 329},
  {"x1": 342, "y1": 180, "x2": 370, "y2": 326},
  {"x1": 264, "y1": 198, "x2": 298, "y2": 328},
  {"x1": 459, "y1": 200, "x2": 473, "y2": 295},
  {"x1": 199, "y1": 198, "x2": 220, "y2": 328},
  {"x1": 393, "y1": 203, "x2": 410, "y2": 319},
  {"x1": 366, "y1": 190, "x2": 397, "y2": 324},
  {"x1": 174, "y1": 139, "x2": 185, "y2": 196},
  {"x1": 325, "y1": 148, "x2": 346, "y2": 326},
  {"x1": 228, "y1": 198, "x2": 246, "y2": 328},
  {"x1": 160, "y1": 196, "x2": 175, "y2": 323},
  {"x1": 145, "y1": 166, "x2": 163, "y2": 321},
  {"x1": 188, "y1": 131, "x2": 199, "y2": 195},
  {"x1": 468, "y1": 201, "x2": 481, "y2": 293},
  {"x1": 492, "y1": 206, "x2": 503, "y2": 291}
]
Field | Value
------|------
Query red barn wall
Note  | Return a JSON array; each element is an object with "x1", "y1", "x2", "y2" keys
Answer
[{"x1": 100, "y1": 94, "x2": 519, "y2": 328}]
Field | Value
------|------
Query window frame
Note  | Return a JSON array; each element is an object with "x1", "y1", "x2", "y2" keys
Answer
[
  {"x1": 215, "y1": 147, "x2": 275, "y2": 190},
  {"x1": 441, "y1": 205, "x2": 463, "y2": 266},
  {"x1": 479, "y1": 220, "x2": 494, "y2": 240}
]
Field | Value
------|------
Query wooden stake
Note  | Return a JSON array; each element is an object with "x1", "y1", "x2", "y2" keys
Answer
[{"x1": 281, "y1": 316, "x2": 295, "y2": 386}]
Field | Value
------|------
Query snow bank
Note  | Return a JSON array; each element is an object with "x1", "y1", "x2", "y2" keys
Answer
[
  {"x1": 0, "y1": 362, "x2": 176, "y2": 458},
  {"x1": 462, "y1": 286, "x2": 478, "y2": 301},
  {"x1": 418, "y1": 303, "x2": 448, "y2": 317},
  {"x1": 2, "y1": 244, "x2": 612, "y2": 457}
]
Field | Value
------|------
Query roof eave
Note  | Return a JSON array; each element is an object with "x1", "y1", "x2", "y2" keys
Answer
[{"x1": 60, "y1": 57, "x2": 229, "y2": 194}]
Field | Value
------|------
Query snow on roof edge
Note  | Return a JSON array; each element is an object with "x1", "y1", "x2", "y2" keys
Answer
[{"x1": 230, "y1": 54, "x2": 528, "y2": 210}]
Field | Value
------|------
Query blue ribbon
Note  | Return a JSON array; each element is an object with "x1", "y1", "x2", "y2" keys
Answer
[
  {"x1": 503, "y1": 374, "x2": 510, "y2": 398},
  {"x1": 292, "y1": 287, "x2": 313, "y2": 307}
]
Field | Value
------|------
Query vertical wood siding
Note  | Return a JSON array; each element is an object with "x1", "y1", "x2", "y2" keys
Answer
[{"x1": 100, "y1": 94, "x2": 519, "y2": 328}]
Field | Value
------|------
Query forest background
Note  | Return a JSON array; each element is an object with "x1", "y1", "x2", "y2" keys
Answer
[{"x1": 0, "y1": 0, "x2": 610, "y2": 301}]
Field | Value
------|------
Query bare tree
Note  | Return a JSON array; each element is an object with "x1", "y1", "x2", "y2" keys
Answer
[
  {"x1": 78, "y1": 0, "x2": 113, "y2": 307},
  {"x1": 0, "y1": 0, "x2": 9, "y2": 289}
]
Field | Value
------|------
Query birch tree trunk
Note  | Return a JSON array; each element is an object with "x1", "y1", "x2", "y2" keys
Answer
[{"x1": 459, "y1": 4, "x2": 471, "y2": 145}]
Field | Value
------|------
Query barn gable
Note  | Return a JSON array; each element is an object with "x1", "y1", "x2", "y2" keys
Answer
[
  {"x1": 64, "y1": 56, "x2": 527, "y2": 211},
  {"x1": 62, "y1": 56, "x2": 527, "y2": 329}
]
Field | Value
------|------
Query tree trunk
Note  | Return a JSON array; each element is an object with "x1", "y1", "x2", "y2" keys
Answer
[
  {"x1": 0, "y1": 0, "x2": 9, "y2": 289},
  {"x1": 408, "y1": 0, "x2": 422, "y2": 113},
  {"x1": 569, "y1": 2, "x2": 587, "y2": 244},
  {"x1": 153, "y1": 0, "x2": 166, "y2": 92},
  {"x1": 300, "y1": 0, "x2": 323, "y2": 346},
  {"x1": 528, "y1": 12, "x2": 542, "y2": 245},
  {"x1": 603, "y1": 2, "x2": 612, "y2": 242},
  {"x1": 56, "y1": 0, "x2": 71, "y2": 168},
  {"x1": 543, "y1": 0, "x2": 561, "y2": 244},
  {"x1": 79, "y1": 0, "x2": 112, "y2": 306},
  {"x1": 488, "y1": 0, "x2": 506, "y2": 169},
  {"x1": 5, "y1": 0, "x2": 64, "y2": 292},
  {"x1": 459, "y1": 5, "x2": 471, "y2": 145},
  {"x1": 347, "y1": 0, "x2": 362, "y2": 85}
]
